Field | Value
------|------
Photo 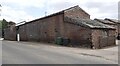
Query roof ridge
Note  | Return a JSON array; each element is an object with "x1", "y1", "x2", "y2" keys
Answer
[
  {"x1": 63, "y1": 5, "x2": 79, "y2": 11},
  {"x1": 64, "y1": 5, "x2": 89, "y2": 16}
]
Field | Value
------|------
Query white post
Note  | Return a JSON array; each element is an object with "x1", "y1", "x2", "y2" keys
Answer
[{"x1": 17, "y1": 34, "x2": 20, "y2": 42}]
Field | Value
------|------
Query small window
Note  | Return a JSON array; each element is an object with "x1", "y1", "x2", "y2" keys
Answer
[{"x1": 102, "y1": 30, "x2": 108, "y2": 36}]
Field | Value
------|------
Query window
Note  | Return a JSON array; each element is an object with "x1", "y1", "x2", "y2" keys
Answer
[{"x1": 102, "y1": 30, "x2": 108, "y2": 37}]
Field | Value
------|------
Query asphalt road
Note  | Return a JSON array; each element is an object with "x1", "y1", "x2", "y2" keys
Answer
[{"x1": 2, "y1": 41, "x2": 117, "y2": 64}]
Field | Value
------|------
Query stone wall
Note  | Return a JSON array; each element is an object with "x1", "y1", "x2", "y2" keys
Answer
[{"x1": 92, "y1": 29, "x2": 116, "y2": 49}]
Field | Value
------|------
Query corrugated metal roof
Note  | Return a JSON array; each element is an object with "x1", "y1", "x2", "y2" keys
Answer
[{"x1": 64, "y1": 17, "x2": 115, "y2": 29}]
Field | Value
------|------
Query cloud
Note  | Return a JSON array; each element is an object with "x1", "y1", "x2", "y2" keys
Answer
[
  {"x1": 118, "y1": 1, "x2": 120, "y2": 19},
  {"x1": 46, "y1": 0, "x2": 119, "y2": 19},
  {"x1": 46, "y1": 1, "x2": 75, "y2": 15},
  {"x1": 0, "y1": 0, "x2": 119, "y2": 23},
  {"x1": 1, "y1": 0, "x2": 46, "y2": 8},
  {"x1": 82, "y1": 1, "x2": 118, "y2": 19},
  {"x1": 1, "y1": 6, "x2": 34, "y2": 23}
]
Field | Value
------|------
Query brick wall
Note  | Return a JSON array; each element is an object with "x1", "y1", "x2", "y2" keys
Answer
[
  {"x1": 18, "y1": 13, "x2": 64, "y2": 42},
  {"x1": 64, "y1": 6, "x2": 90, "y2": 19},
  {"x1": 18, "y1": 24, "x2": 27, "y2": 41},
  {"x1": 63, "y1": 22, "x2": 92, "y2": 48}
]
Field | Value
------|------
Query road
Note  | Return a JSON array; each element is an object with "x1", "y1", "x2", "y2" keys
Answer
[{"x1": 2, "y1": 41, "x2": 117, "y2": 64}]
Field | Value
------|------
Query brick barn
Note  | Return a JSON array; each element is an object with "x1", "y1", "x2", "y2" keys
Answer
[
  {"x1": 4, "y1": 5, "x2": 116, "y2": 49},
  {"x1": 16, "y1": 5, "x2": 90, "y2": 42}
]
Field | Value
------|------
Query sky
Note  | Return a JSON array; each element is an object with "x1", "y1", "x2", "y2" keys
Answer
[{"x1": 0, "y1": 0, "x2": 119, "y2": 23}]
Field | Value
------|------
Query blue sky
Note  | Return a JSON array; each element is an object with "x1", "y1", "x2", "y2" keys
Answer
[{"x1": 0, "y1": 0, "x2": 119, "y2": 23}]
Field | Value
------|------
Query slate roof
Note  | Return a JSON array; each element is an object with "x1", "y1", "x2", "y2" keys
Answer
[
  {"x1": 94, "y1": 19, "x2": 116, "y2": 25},
  {"x1": 64, "y1": 17, "x2": 115, "y2": 29},
  {"x1": 105, "y1": 18, "x2": 120, "y2": 24}
]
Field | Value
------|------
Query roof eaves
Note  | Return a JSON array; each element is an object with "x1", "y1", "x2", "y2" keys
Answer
[
  {"x1": 16, "y1": 11, "x2": 64, "y2": 27},
  {"x1": 25, "y1": 11, "x2": 64, "y2": 24},
  {"x1": 94, "y1": 18, "x2": 116, "y2": 25}
]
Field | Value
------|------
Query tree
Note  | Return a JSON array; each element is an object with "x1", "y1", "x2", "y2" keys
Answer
[
  {"x1": 0, "y1": 19, "x2": 8, "y2": 38},
  {"x1": 1, "y1": 19, "x2": 8, "y2": 29},
  {"x1": 0, "y1": 19, "x2": 15, "y2": 38}
]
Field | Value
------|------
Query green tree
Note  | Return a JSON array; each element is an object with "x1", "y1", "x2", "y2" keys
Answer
[
  {"x1": 1, "y1": 19, "x2": 8, "y2": 29},
  {"x1": 0, "y1": 19, "x2": 8, "y2": 38}
]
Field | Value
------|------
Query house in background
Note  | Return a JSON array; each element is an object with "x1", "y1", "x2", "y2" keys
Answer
[
  {"x1": 4, "y1": 24, "x2": 16, "y2": 41},
  {"x1": 94, "y1": 19, "x2": 116, "y2": 27},
  {"x1": 94, "y1": 18, "x2": 120, "y2": 38},
  {"x1": 4, "y1": 5, "x2": 116, "y2": 49},
  {"x1": 105, "y1": 18, "x2": 120, "y2": 39}
]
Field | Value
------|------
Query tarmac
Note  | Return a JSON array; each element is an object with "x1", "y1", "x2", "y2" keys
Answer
[
  {"x1": 40, "y1": 40, "x2": 119, "y2": 63},
  {"x1": 1, "y1": 39, "x2": 119, "y2": 64}
]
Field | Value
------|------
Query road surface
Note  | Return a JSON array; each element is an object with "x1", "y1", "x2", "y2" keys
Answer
[{"x1": 2, "y1": 41, "x2": 117, "y2": 64}]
